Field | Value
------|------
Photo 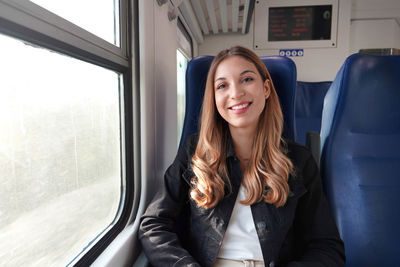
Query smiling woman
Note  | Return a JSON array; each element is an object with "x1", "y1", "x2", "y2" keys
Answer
[
  {"x1": 191, "y1": 46, "x2": 292, "y2": 209},
  {"x1": 139, "y1": 46, "x2": 345, "y2": 267}
]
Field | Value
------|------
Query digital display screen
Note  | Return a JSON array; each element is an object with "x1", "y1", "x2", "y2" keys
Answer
[{"x1": 268, "y1": 5, "x2": 332, "y2": 41}]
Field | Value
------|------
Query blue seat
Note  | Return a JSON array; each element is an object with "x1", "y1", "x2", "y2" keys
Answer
[
  {"x1": 295, "y1": 81, "x2": 331, "y2": 145},
  {"x1": 320, "y1": 53, "x2": 400, "y2": 266},
  {"x1": 179, "y1": 55, "x2": 297, "y2": 147}
]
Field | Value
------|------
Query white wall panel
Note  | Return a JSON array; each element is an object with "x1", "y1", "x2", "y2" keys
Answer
[
  {"x1": 350, "y1": 19, "x2": 400, "y2": 54},
  {"x1": 154, "y1": 2, "x2": 179, "y2": 181}
]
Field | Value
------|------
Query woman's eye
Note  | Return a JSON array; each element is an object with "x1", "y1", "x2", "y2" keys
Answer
[
  {"x1": 242, "y1": 77, "x2": 253, "y2": 83},
  {"x1": 216, "y1": 83, "x2": 226, "y2": 90}
]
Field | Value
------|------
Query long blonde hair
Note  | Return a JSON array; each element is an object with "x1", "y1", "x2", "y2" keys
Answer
[{"x1": 190, "y1": 46, "x2": 294, "y2": 209}]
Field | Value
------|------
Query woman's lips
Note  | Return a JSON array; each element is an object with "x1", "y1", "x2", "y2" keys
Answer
[{"x1": 229, "y1": 102, "x2": 252, "y2": 114}]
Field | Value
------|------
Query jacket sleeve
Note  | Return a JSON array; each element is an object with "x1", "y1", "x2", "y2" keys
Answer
[
  {"x1": 138, "y1": 137, "x2": 201, "y2": 267},
  {"x1": 286, "y1": 154, "x2": 345, "y2": 267}
]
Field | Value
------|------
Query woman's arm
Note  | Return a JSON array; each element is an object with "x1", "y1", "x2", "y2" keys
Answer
[
  {"x1": 288, "y1": 154, "x2": 345, "y2": 267},
  {"x1": 139, "y1": 137, "x2": 201, "y2": 267}
]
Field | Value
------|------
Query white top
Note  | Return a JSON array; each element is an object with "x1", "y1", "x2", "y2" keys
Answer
[{"x1": 217, "y1": 184, "x2": 264, "y2": 261}]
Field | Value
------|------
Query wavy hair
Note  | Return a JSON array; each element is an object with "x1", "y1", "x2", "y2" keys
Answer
[{"x1": 190, "y1": 46, "x2": 294, "y2": 209}]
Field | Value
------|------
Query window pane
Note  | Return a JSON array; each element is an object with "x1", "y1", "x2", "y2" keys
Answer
[
  {"x1": 177, "y1": 50, "x2": 188, "y2": 144},
  {"x1": 29, "y1": 0, "x2": 120, "y2": 46},
  {"x1": 0, "y1": 33, "x2": 122, "y2": 266},
  {"x1": 177, "y1": 19, "x2": 193, "y2": 58}
]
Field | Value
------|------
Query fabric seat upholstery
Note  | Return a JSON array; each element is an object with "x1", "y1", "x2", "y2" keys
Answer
[{"x1": 320, "y1": 53, "x2": 400, "y2": 266}]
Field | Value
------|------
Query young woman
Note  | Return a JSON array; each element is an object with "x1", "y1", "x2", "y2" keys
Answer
[{"x1": 139, "y1": 46, "x2": 345, "y2": 267}]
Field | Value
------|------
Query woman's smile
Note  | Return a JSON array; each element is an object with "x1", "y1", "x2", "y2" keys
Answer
[{"x1": 229, "y1": 102, "x2": 252, "y2": 114}]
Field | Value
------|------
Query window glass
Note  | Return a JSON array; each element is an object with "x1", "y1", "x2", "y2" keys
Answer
[
  {"x1": 177, "y1": 50, "x2": 188, "y2": 144},
  {"x1": 30, "y1": 0, "x2": 120, "y2": 46},
  {"x1": 0, "y1": 33, "x2": 122, "y2": 266},
  {"x1": 177, "y1": 19, "x2": 193, "y2": 58}
]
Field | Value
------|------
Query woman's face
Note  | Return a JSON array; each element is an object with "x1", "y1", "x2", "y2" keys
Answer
[{"x1": 214, "y1": 55, "x2": 270, "y2": 133}]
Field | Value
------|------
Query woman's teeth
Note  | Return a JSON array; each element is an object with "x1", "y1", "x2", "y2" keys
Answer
[{"x1": 231, "y1": 103, "x2": 249, "y2": 110}]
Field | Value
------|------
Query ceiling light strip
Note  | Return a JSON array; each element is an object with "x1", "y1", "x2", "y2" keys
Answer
[{"x1": 205, "y1": 0, "x2": 218, "y2": 34}]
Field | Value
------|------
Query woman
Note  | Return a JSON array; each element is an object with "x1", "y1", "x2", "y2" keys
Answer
[{"x1": 139, "y1": 46, "x2": 345, "y2": 267}]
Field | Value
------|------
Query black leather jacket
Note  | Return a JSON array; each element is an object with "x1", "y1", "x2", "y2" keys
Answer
[{"x1": 139, "y1": 134, "x2": 345, "y2": 267}]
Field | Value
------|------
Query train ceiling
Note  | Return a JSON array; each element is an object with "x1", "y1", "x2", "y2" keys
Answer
[{"x1": 160, "y1": 0, "x2": 256, "y2": 43}]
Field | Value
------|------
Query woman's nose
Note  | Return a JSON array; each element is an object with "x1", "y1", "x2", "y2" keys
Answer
[{"x1": 230, "y1": 83, "x2": 245, "y2": 99}]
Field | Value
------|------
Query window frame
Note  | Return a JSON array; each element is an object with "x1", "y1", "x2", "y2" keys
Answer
[
  {"x1": 177, "y1": 17, "x2": 193, "y2": 59},
  {"x1": 0, "y1": 0, "x2": 135, "y2": 266},
  {"x1": 0, "y1": 0, "x2": 128, "y2": 70}
]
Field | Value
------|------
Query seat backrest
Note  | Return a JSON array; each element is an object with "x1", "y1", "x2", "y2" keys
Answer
[
  {"x1": 320, "y1": 53, "x2": 400, "y2": 266},
  {"x1": 295, "y1": 81, "x2": 331, "y2": 145},
  {"x1": 179, "y1": 55, "x2": 297, "y2": 147}
]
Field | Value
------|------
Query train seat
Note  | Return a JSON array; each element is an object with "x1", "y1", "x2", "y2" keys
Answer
[
  {"x1": 320, "y1": 53, "x2": 400, "y2": 266},
  {"x1": 179, "y1": 55, "x2": 297, "y2": 147},
  {"x1": 295, "y1": 81, "x2": 331, "y2": 145}
]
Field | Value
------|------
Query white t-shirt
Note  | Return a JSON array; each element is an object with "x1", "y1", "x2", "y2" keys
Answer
[{"x1": 217, "y1": 184, "x2": 264, "y2": 261}]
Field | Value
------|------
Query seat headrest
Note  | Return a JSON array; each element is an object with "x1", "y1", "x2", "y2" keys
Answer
[
  {"x1": 321, "y1": 53, "x2": 400, "y2": 152},
  {"x1": 179, "y1": 55, "x2": 297, "y2": 147}
]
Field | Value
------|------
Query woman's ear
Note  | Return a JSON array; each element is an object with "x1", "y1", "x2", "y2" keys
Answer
[{"x1": 264, "y1": 79, "x2": 271, "y2": 99}]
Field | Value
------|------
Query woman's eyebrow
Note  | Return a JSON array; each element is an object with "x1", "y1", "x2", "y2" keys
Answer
[
  {"x1": 240, "y1": 70, "x2": 256, "y2": 76},
  {"x1": 214, "y1": 76, "x2": 226, "y2": 83},
  {"x1": 215, "y1": 70, "x2": 256, "y2": 82}
]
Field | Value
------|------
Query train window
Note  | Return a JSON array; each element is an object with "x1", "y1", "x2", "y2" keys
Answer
[
  {"x1": 0, "y1": 32, "x2": 124, "y2": 266},
  {"x1": 177, "y1": 19, "x2": 192, "y2": 143},
  {"x1": 30, "y1": 0, "x2": 120, "y2": 46},
  {"x1": 0, "y1": 0, "x2": 133, "y2": 264},
  {"x1": 177, "y1": 18, "x2": 193, "y2": 58},
  {"x1": 177, "y1": 49, "x2": 188, "y2": 143}
]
